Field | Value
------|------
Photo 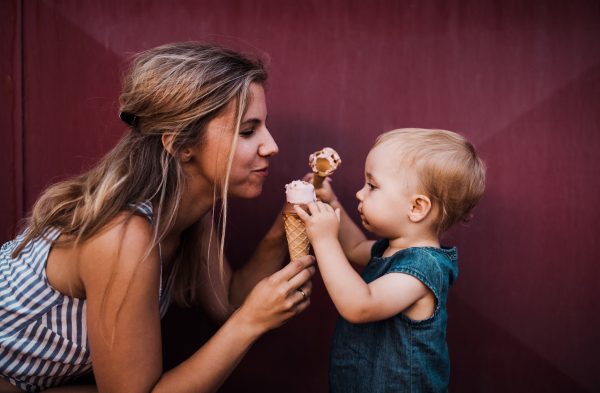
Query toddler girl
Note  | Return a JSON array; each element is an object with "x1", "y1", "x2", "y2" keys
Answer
[{"x1": 296, "y1": 128, "x2": 486, "y2": 392}]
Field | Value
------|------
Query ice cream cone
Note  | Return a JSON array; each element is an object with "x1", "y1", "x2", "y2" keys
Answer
[
  {"x1": 282, "y1": 211, "x2": 310, "y2": 260},
  {"x1": 283, "y1": 181, "x2": 316, "y2": 260},
  {"x1": 309, "y1": 148, "x2": 341, "y2": 189},
  {"x1": 313, "y1": 173, "x2": 327, "y2": 189}
]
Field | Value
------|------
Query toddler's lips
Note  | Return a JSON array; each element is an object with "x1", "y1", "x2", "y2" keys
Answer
[{"x1": 360, "y1": 214, "x2": 369, "y2": 226}]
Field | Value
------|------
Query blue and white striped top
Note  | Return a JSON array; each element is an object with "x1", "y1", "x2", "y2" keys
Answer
[{"x1": 0, "y1": 203, "x2": 178, "y2": 392}]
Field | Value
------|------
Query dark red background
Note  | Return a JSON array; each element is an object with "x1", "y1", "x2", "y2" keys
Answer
[{"x1": 2, "y1": 1, "x2": 599, "y2": 391}]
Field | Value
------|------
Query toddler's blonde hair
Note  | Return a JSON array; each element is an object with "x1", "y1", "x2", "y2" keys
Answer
[{"x1": 374, "y1": 128, "x2": 486, "y2": 236}]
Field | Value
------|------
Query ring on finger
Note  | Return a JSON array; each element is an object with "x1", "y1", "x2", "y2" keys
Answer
[{"x1": 298, "y1": 289, "x2": 307, "y2": 301}]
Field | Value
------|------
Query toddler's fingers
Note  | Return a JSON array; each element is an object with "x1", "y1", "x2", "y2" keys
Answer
[
  {"x1": 306, "y1": 201, "x2": 323, "y2": 214},
  {"x1": 335, "y1": 208, "x2": 341, "y2": 222},
  {"x1": 316, "y1": 201, "x2": 328, "y2": 211},
  {"x1": 322, "y1": 203, "x2": 334, "y2": 212},
  {"x1": 294, "y1": 205, "x2": 311, "y2": 220}
]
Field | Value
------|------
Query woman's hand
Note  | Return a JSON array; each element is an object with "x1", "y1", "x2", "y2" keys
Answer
[
  {"x1": 235, "y1": 255, "x2": 315, "y2": 335},
  {"x1": 295, "y1": 202, "x2": 341, "y2": 247},
  {"x1": 301, "y1": 173, "x2": 337, "y2": 204}
]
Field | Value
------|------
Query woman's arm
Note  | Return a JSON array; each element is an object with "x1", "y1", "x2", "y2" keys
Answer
[
  {"x1": 78, "y1": 215, "x2": 314, "y2": 393},
  {"x1": 228, "y1": 209, "x2": 288, "y2": 306},
  {"x1": 154, "y1": 257, "x2": 314, "y2": 393},
  {"x1": 192, "y1": 211, "x2": 289, "y2": 324}
]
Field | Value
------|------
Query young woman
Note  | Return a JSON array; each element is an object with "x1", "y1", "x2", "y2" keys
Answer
[{"x1": 0, "y1": 42, "x2": 314, "y2": 393}]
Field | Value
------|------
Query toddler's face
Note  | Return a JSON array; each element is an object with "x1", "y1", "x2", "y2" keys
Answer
[{"x1": 356, "y1": 143, "x2": 415, "y2": 238}]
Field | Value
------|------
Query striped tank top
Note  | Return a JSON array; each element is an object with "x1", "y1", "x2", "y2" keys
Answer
[{"x1": 0, "y1": 203, "x2": 178, "y2": 392}]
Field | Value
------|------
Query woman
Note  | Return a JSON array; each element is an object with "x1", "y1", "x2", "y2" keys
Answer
[{"x1": 0, "y1": 42, "x2": 314, "y2": 392}]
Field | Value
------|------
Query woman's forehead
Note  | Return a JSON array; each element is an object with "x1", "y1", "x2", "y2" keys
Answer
[{"x1": 244, "y1": 83, "x2": 266, "y2": 119}]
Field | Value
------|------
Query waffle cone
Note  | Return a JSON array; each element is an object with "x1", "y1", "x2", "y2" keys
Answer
[{"x1": 282, "y1": 212, "x2": 310, "y2": 260}]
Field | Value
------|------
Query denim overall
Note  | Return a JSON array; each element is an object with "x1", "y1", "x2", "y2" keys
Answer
[{"x1": 329, "y1": 239, "x2": 458, "y2": 392}]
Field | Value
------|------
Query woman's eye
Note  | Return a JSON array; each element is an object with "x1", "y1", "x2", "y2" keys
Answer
[{"x1": 240, "y1": 128, "x2": 255, "y2": 137}]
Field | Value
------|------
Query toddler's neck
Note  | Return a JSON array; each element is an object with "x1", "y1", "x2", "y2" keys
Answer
[{"x1": 383, "y1": 236, "x2": 441, "y2": 258}]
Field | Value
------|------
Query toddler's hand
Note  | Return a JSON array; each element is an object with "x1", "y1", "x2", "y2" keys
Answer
[
  {"x1": 294, "y1": 201, "x2": 341, "y2": 246},
  {"x1": 301, "y1": 172, "x2": 338, "y2": 204}
]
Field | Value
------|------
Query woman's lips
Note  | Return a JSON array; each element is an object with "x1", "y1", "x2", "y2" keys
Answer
[{"x1": 253, "y1": 167, "x2": 269, "y2": 177}]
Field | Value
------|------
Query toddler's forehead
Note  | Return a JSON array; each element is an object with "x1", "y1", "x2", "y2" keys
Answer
[
  {"x1": 368, "y1": 144, "x2": 418, "y2": 187},
  {"x1": 369, "y1": 143, "x2": 410, "y2": 172}
]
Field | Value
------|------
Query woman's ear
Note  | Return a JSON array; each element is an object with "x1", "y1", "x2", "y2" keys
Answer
[
  {"x1": 408, "y1": 194, "x2": 432, "y2": 223},
  {"x1": 162, "y1": 133, "x2": 193, "y2": 162},
  {"x1": 161, "y1": 133, "x2": 175, "y2": 156}
]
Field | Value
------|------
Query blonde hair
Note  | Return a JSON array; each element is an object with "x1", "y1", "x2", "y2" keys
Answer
[
  {"x1": 12, "y1": 41, "x2": 268, "y2": 307},
  {"x1": 374, "y1": 128, "x2": 486, "y2": 236}
]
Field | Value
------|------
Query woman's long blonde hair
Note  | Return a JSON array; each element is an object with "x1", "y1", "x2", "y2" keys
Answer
[{"x1": 12, "y1": 41, "x2": 268, "y2": 306}]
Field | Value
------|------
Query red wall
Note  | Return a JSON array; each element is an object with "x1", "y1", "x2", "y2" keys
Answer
[{"x1": 1, "y1": 1, "x2": 599, "y2": 391}]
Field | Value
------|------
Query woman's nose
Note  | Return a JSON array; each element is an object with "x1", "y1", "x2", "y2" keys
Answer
[{"x1": 259, "y1": 128, "x2": 279, "y2": 157}]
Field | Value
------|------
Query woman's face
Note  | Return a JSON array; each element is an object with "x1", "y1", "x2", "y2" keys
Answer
[{"x1": 190, "y1": 82, "x2": 278, "y2": 199}]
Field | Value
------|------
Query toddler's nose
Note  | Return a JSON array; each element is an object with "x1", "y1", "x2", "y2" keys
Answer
[{"x1": 356, "y1": 188, "x2": 364, "y2": 201}]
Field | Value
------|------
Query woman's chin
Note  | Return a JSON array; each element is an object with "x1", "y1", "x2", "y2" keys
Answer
[{"x1": 228, "y1": 185, "x2": 263, "y2": 199}]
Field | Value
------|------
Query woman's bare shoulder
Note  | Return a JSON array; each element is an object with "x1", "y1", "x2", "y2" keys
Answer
[
  {"x1": 89, "y1": 212, "x2": 156, "y2": 250},
  {"x1": 78, "y1": 212, "x2": 160, "y2": 292}
]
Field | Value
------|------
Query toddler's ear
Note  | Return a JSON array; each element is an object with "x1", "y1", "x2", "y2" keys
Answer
[{"x1": 408, "y1": 195, "x2": 432, "y2": 223}]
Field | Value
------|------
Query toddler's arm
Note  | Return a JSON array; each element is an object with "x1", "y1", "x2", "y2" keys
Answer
[
  {"x1": 296, "y1": 202, "x2": 431, "y2": 323},
  {"x1": 328, "y1": 200, "x2": 374, "y2": 267},
  {"x1": 303, "y1": 173, "x2": 373, "y2": 266}
]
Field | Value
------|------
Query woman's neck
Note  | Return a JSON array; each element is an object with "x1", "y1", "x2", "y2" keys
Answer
[{"x1": 162, "y1": 180, "x2": 220, "y2": 242}]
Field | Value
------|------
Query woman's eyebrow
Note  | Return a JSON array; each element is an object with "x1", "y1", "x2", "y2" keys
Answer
[{"x1": 242, "y1": 115, "x2": 267, "y2": 124}]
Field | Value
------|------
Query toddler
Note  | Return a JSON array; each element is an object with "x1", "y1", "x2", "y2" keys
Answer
[{"x1": 295, "y1": 128, "x2": 486, "y2": 392}]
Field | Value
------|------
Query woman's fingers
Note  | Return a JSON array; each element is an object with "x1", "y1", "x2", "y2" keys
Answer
[
  {"x1": 270, "y1": 255, "x2": 315, "y2": 283},
  {"x1": 287, "y1": 265, "x2": 315, "y2": 290},
  {"x1": 294, "y1": 281, "x2": 312, "y2": 305},
  {"x1": 295, "y1": 297, "x2": 311, "y2": 313}
]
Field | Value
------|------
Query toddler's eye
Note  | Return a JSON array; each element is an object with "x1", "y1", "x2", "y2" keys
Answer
[{"x1": 368, "y1": 183, "x2": 376, "y2": 190}]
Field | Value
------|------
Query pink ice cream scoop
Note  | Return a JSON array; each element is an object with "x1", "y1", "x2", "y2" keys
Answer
[{"x1": 285, "y1": 180, "x2": 317, "y2": 205}]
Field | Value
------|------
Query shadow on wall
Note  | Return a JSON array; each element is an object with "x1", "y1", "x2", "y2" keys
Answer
[
  {"x1": 447, "y1": 296, "x2": 589, "y2": 392},
  {"x1": 444, "y1": 62, "x2": 600, "y2": 392}
]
